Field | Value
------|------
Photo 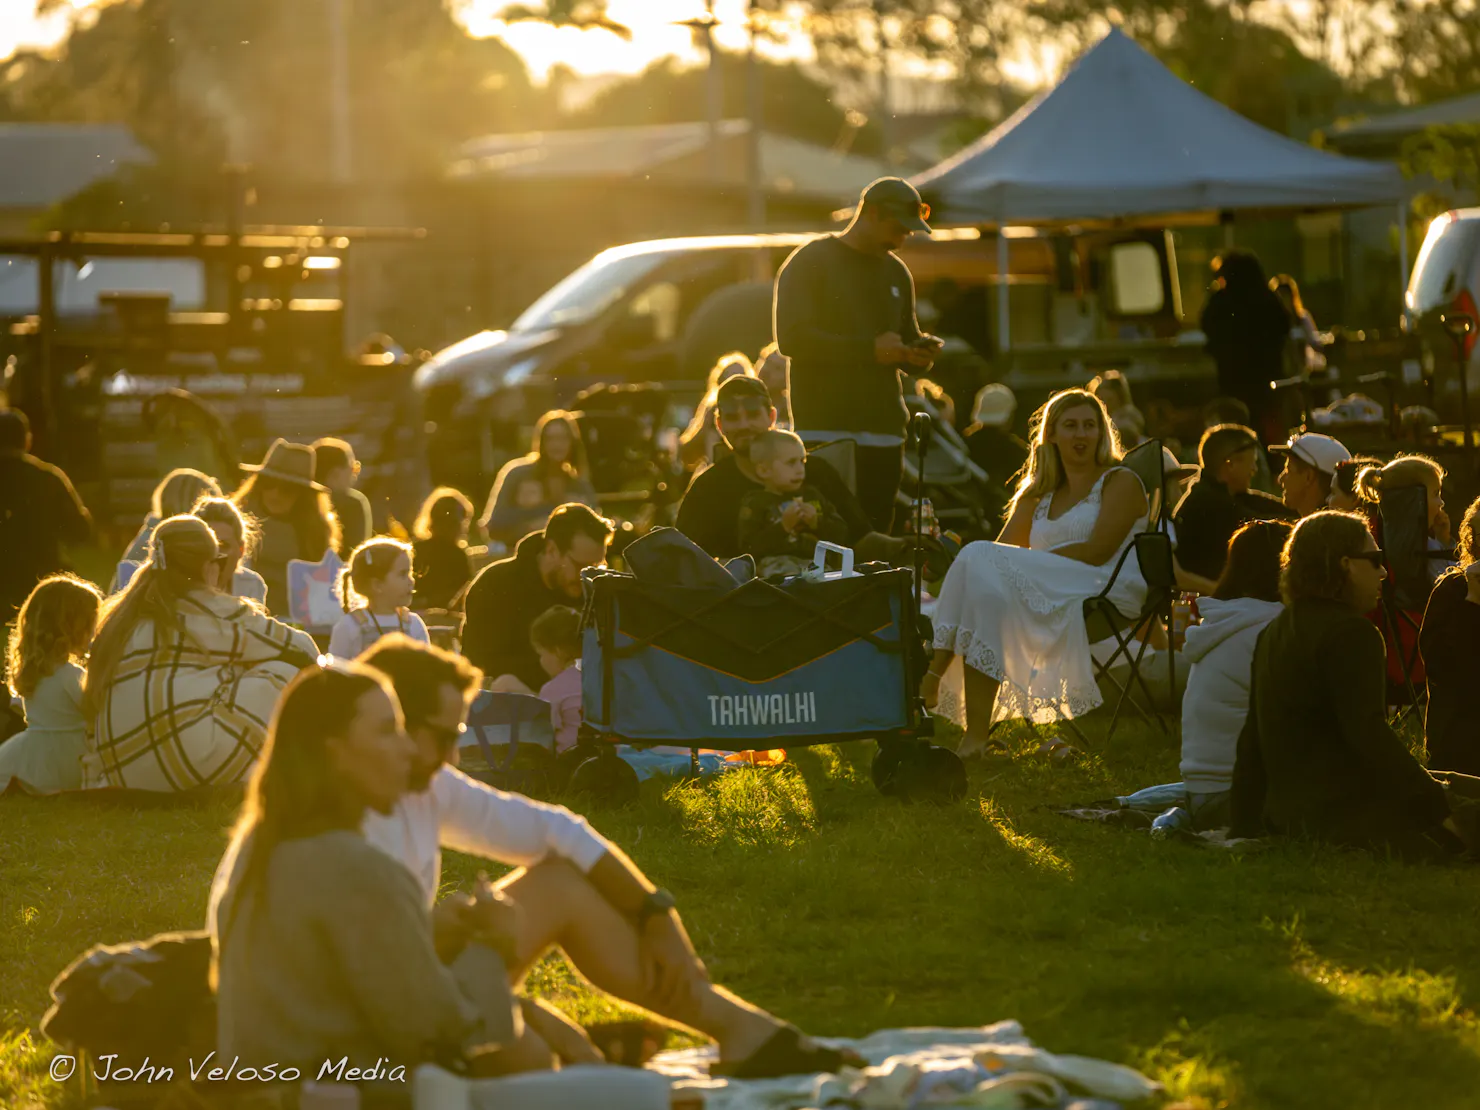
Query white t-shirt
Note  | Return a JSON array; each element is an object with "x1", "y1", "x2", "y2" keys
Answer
[
  {"x1": 360, "y1": 766, "x2": 609, "y2": 906},
  {"x1": 327, "y1": 608, "x2": 430, "y2": 660}
]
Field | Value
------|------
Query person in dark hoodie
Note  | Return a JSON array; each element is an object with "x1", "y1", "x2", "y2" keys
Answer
[
  {"x1": 459, "y1": 503, "x2": 613, "y2": 694},
  {"x1": 1420, "y1": 495, "x2": 1480, "y2": 777},
  {"x1": 1173, "y1": 424, "x2": 1295, "y2": 581},
  {"x1": 1231, "y1": 511, "x2": 1471, "y2": 858},
  {"x1": 1200, "y1": 251, "x2": 1291, "y2": 440}
]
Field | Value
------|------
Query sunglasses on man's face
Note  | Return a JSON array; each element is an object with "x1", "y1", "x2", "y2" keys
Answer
[
  {"x1": 880, "y1": 201, "x2": 930, "y2": 223},
  {"x1": 1348, "y1": 550, "x2": 1385, "y2": 567}
]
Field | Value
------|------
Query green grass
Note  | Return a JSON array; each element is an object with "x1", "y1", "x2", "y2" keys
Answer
[{"x1": 5, "y1": 722, "x2": 1480, "y2": 1109}]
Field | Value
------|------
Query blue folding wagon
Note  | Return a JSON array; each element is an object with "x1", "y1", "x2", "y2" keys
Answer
[{"x1": 571, "y1": 555, "x2": 965, "y2": 801}]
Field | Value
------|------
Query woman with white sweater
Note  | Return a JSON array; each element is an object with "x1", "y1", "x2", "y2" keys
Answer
[{"x1": 1179, "y1": 520, "x2": 1293, "y2": 828}]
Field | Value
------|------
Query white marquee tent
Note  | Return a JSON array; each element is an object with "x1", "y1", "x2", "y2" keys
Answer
[{"x1": 911, "y1": 28, "x2": 1403, "y2": 228}]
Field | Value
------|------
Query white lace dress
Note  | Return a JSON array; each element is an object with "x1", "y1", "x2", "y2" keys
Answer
[{"x1": 932, "y1": 468, "x2": 1147, "y2": 724}]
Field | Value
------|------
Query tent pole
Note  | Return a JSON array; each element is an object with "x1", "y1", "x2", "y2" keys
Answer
[
  {"x1": 996, "y1": 230, "x2": 1011, "y2": 356},
  {"x1": 1397, "y1": 201, "x2": 1411, "y2": 318}
]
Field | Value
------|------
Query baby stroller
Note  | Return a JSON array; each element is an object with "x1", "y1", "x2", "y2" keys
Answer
[
  {"x1": 900, "y1": 393, "x2": 1003, "y2": 539},
  {"x1": 567, "y1": 523, "x2": 966, "y2": 804}
]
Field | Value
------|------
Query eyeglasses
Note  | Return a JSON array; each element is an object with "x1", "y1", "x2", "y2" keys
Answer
[{"x1": 1348, "y1": 550, "x2": 1385, "y2": 567}]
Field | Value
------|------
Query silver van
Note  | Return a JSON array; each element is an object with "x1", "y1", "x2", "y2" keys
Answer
[{"x1": 1405, "y1": 207, "x2": 1480, "y2": 406}]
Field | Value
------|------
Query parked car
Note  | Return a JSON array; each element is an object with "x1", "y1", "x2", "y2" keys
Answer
[{"x1": 1405, "y1": 208, "x2": 1480, "y2": 409}]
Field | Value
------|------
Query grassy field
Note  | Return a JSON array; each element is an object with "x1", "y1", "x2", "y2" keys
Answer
[{"x1": 4, "y1": 721, "x2": 1480, "y2": 1109}]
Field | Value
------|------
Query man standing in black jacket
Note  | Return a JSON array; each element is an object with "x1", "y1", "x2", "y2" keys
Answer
[
  {"x1": 774, "y1": 177, "x2": 941, "y2": 533},
  {"x1": 459, "y1": 503, "x2": 613, "y2": 693}
]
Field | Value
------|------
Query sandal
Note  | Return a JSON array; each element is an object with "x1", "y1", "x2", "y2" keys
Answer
[
  {"x1": 711, "y1": 1024, "x2": 864, "y2": 1079},
  {"x1": 957, "y1": 736, "x2": 1013, "y2": 761}
]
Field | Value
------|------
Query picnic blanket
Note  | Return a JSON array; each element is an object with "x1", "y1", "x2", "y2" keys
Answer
[
  {"x1": 651, "y1": 1024, "x2": 1160, "y2": 1110},
  {"x1": 617, "y1": 746, "x2": 788, "y2": 781},
  {"x1": 90, "y1": 592, "x2": 317, "y2": 791}
]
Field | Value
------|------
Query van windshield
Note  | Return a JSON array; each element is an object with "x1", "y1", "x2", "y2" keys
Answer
[
  {"x1": 1408, "y1": 218, "x2": 1480, "y2": 316},
  {"x1": 512, "y1": 250, "x2": 677, "y2": 332}
]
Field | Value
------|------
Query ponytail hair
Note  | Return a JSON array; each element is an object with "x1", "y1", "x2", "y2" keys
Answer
[
  {"x1": 337, "y1": 538, "x2": 412, "y2": 612},
  {"x1": 84, "y1": 516, "x2": 221, "y2": 720},
  {"x1": 1355, "y1": 454, "x2": 1444, "y2": 506}
]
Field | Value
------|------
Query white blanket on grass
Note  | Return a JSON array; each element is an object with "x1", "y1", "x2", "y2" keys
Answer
[{"x1": 651, "y1": 1023, "x2": 1161, "y2": 1110}]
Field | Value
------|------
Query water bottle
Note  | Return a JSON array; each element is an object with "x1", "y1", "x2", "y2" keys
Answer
[
  {"x1": 1115, "y1": 783, "x2": 1188, "y2": 811},
  {"x1": 918, "y1": 498, "x2": 941, "y2": 540},
  {"x1": 1149, "y1": 806, "x2": 1192, "y2": 840}
]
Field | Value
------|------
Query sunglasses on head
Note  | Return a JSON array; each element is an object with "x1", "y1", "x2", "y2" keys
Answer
[{"x1": 1348, "y1": 550, "x2": 1385, "y2": 567}]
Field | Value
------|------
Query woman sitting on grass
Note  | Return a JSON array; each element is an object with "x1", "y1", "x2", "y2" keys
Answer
[
  {"x1": 1420, "y1": 495, "x2": 1480, "y2": 777},
  {"x1": 1230, "y1": 511, "x2": 1473, "y2": 858},
  {"x1": 114, "y1": 468, "x2": 221, "y2": 586},
  {"x1": 207, "y1": 662, "x2": 648, "y2": 1091},
  {"x1": 480, "y1": 411, "x2": 598, "y2": 549},
  {"x1": 233, "y1": 439, "x2": 340, "y2": 618},
  {"x1": 1178, "y1": 520, "x2": 1291, "y2": 828},
  {"x1": 924, "y1": 389, "x2": 1148, "y2": 753},
  {"x1": 0, "y1": 575, "x2": 102, "y2": 794},
  {"x1": 85, "y1": 516, "x2": 317, "y2": 792}
]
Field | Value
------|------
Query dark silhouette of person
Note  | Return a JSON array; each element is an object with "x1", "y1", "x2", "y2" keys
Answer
[{"x1": 1200, "y1": 250, "x2": 1292, "y2": 441}]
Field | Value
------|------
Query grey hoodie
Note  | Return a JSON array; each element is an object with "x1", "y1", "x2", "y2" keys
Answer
[{"x1": 1179, "y1": 596, "x2": 1284, "y2": 792}]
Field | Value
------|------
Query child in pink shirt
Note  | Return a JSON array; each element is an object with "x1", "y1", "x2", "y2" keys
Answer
[{"x1": 531, "y1": 605, "x2": 583, "y2": 752}]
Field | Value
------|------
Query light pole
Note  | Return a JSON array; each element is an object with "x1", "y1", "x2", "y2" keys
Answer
[{"x1": 329, "y1": 0, "x2": 353, "y2": 185}]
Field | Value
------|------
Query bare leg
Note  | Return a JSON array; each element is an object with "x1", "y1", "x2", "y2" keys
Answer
[
  {"x1": 921, "y1": 649, "x2": 953, "y2": 709},
  {"x1": 520, "y1": 996, "x2": 605, "y2": 1065},
  {"x1": 956, "y1": 665, "x2": 1001, "y2": 757},
  {"x1": 496, "y1": 859, "x2": 780, "y2": 1062}
]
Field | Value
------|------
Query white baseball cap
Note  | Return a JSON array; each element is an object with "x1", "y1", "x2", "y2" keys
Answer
[{"x1": 1269, "y1": 432, "x2": 1351, "y2": 476}]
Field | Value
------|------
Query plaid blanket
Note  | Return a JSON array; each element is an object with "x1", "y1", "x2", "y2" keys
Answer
[{"x1": 90, "y1": 592, "x2": 317, "y2": 791}]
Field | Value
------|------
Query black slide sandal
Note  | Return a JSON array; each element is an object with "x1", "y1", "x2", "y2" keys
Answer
[{"x1": 711, "y1": 1024, "x2": 865, "y2": 1079}]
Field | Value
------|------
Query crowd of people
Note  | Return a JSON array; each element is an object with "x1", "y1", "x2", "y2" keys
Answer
[{"x1": 2, "y1": 176, "x2": 1480, "y2": 1099}]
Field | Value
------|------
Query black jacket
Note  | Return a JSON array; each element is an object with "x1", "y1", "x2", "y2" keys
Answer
[
  {"x1": 774, "y1": 236, "x2": 920, "y2": 438},
  {"x1": 675, "y1": 453, "x2": 871, "y2": 561},
  {"x1": 1231, "y1": 597, "x2": 1451, "y2": 852},
  {"x1": 1201, "y1": 287, "x2": 1290, "y2": 421},
  {"x1": 1420, "y1": 571, "x2": 1480, "y2": 776},
  {"x1": 1173, "y1": 478, "x2": 1295, "y2": 581},
  {"x1": 459, "y1": 533, "x2": 567, "y2": 691},
  {"x1": 0, "y1": 452, "x2": 92, "y2": 620}
]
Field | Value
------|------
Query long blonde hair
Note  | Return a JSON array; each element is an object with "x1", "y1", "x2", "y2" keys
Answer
[
  {"x1": 1010, "y1": 388, "x2": 1121, "y2": 509},
  {"x1": 6, "y1": 575, "x2": 102, "y2": 699},
  {"x1": 83, "y1": 516, "x2": 221, "y2": 720},
  {"x1": 152, "y1": 468, "x2": 221, "y2": 520}
]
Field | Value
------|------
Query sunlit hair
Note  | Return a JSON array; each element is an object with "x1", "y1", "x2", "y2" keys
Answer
[
  {"x1": 311, "y1": 437, "x2": 356, "y2": 482},
  {"x1": 531, "y1": 410, "x2": 589, "y2": 480},
  {"x1": 1279, "y1": 511, "x2": 1373, "y2": 607},
  {"x1": 747, "y1": 427, "x2": 804, "y2": 468},
  {"x1": 1011, "y1": 389, "x2": 1120, "y2": 510},
  {"x1": 412, "y1": 487, "x2": 473, "y2": 543},
  {"x1": 194, "y1": 495, "x2": 260, "y2": 560},
  {"x1": 1354, "y1": 454, "x2": 1445, "y2": 506},
  {"x1": 152, "y1": 468, "x2": 221, "y2": 520},
  {"x1": 529, "y1": 604, "x2": 582, "y2": 661},
  {"x1": 682, "y1": 353, "x2": 756, "y2": 450},
  {"x1": 84, "y1": 516, "x2": 221, "y2": 720},
  {"x1": 1213, "y1": 520, "x2": 1293, "y2": 603},
  {"x1": 1330, "y1": 455, "x2": 1382, "y2": 505},
  {"x1": 214, "y1": 661, "x2": 395, "y2": 981},
  {"x1": 1457, "y1": 496, "x2": 1480, "y2": 569},
  {"x1": 6, "y1": 575, "x2": 102, "y2": 699},
  {"x1": 337, "y1": 537, "x2": 413, "y2": 612},
  {"x1": 233, "y1": 474, "x2": 340, "y2": 561}
]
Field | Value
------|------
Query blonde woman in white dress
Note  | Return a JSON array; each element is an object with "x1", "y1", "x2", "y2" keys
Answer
[{"x1": 923, "y1": 389, "x2": 1149, "y2": 755}]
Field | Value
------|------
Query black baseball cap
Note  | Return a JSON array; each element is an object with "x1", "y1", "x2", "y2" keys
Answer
[
  {"x1": 1198, "y1": 424, "x2": 1259, "y2": 470},
  {"x1": 861, "y1": 178, "x2": 932, "y2": 233},
  {"x1": 716, "y1": 375, "x2": 772, "y2": 409}
]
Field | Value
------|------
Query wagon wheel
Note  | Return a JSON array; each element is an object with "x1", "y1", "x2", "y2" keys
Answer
[
  {"x1": 569, "y1": 747, "x2": 641, "y2": 806},
  {"x1": 872, "y1": 740, "x2": 967, "y2": 803}
]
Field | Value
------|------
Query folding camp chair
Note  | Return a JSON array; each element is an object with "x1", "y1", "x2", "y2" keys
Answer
[
  {"x1": 1078, "y1": 439, "x2": 1179, "y2": 741},
  {"x1": 1378, "y1": 484, "x2": 1442, "y2": 722},
  {"x1": 462, "y1": 690, "x2": 557, "y2": 794},
  {"x1": 806, "y1": 437, "x2": 858, "y2": 495}
]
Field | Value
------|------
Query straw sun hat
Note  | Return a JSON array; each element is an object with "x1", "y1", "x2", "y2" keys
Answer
[{"x1": 239, "y1": 439, "x2": 327, "y2": 491}]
